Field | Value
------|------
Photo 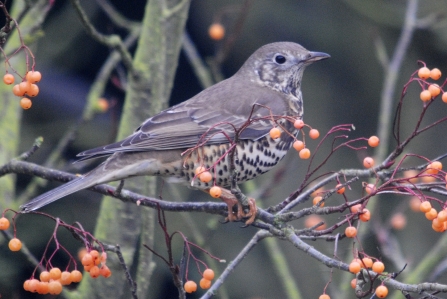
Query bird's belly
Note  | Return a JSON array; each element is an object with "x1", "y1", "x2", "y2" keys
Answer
[{"x1": 165, "y1": 134, "x2": 295, "y2": 189}]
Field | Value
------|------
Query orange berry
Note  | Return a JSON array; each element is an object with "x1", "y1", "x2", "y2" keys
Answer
[
  {"x1": 421, "y1": 173, "x2": 436, "y2": 183},
  {"x1": 372, "y1": 261, "x2": 385, "y2": 274},
  {"x1": 293, "y1": 140, "x2": 305, "y2": 151},
  {"x1": 418, "y1": 67, "x2": 431, "y2": 79},
  {"x1": 90, "y1": 249, "x2": 100, "y2": 261},
  {"x1": 23, "y1": 279, "x2": 31, "y2": 291},
  {"x1": 26, "y1": 70, "x2": 42, "y2": 83},
  {"x1": 200, "y1": 278, "x2": 212, "y2": 289},
  {"x1": 427, "y1": 161, "x2": 442, "y2": 174},
  {"x1": 3, "y1": 73, "x2": 14, "y2": 84},
  {"x1": 195, "y1": 166, "x2": 206, "y2": 175},
  {"x1": 203, "y1": 268, "x2": 215, "y2": 280},
  {"x1": 375, "y1": 285, "x2": 389, "y2": 298},
  {"x1": 269, "y1": 127, "x2": 281, "y2": 139},
  {"x1": 312, "y1": 196, "x2": 324, "y2": 207},
  {"x1": 208, "y1": 23, "x2": 225, "y2": 40},
  {"x1": 40, "y1": 271, "x2": 51, "y2": 282},
  {"x1": 319, "y1": 295, "x2": 330, "y2": 299},
  {"x1": 199, "y1": 171, "x2": 212, "y2": 183},
  {"x1": 18, "y1": 81, "x2": 31, "y2": 93},
  {"x1": 184, "y1": 280, "x2": 197, "y2": 293},
  {"x1": 209, "y1": 186, "x2": 222, "y2": 198},
  {"x1": 419, "y1": 201, "x2": 432, "y2": 213},
  {"x1": 9, "y1": 237, "x2": 22, "y2": 251},
  {"x1": 390, "y1": 212, "x2": 407, "y2": 230},
  {"x1": 309, "y1": 129, "x2": 320, "y2": 139},
  {"x1": 336, "y1": 184, "x2": 345, "y2": 194},
  {"x1": 70, "y1": 270, "x2": 83, "y2": 283},
  {"x1": 442, "y1": 92, "x2": 447, "y2": 103},
  {"x1": 365, "y1": 183, "x2": 376, "y2": 195},
  {"x1": 420, "y1": 90, "x2": 432, "y2": 102},
  {"x1": 49, "y1": 267, "x2": 61, "y2": 280},
  {"x1": 36, "y1": 281, "x2": 49, "y2": 294},
  {"x1": 359, "y1": 209, "x2": 371, "y2": 222},
  {"x1": 429, "y1": 84, "x2": 441, "y2": 97},
  {"x1": 299, "y1": 148, "x2": 311, "y2": 159},
  {"x1": 84, "y1": 264, "x2": 93, "y2": 272},
  {"x1": 363, "y1": 157, "x2": 374, "y2": 168},
  {"x1": 0, "y1": 217, "x2": 10, "y2": 230},
  {"x1": 304, "y1": 215, "x2": 326, "y2": 230},
  {"x1": 345, "y1": 226, "x2": 357, "y2": 238},
  {"x1": 430, "y1": 68, "x2": 442, "y2": 80},
  {"x1": 12, "y1": 84, "x2": 25, "y2": 96},
  {"x1": 350, "y1": 278, "x2": 357, "y2": 289},
  {"x1": 60, "y1": 271, "x2": 72, "y2": 285},
  {"x1": 26, "y1": 83, "x2": 39, "y2": 97},
  {"x1": 404, "y1": 170, "x2": 419, "y2": 183},
  {"x1": 96, "y1": 98, "x2": 109, "y2": 112},
  {"x1": 438, "y1": 210, "x2": 447, "y2": 222},
  {"x1": 48, "y1": 280, "x2": 62, "y2": 295},
  {"x1": 78, "y1": 248, "x2": 87, "y2": 261},
  {"x1": 368, "y1": 136, "x2": 380, "y2": 147},
  {"x1": 89, "y1": 265, "x2": 100, "y2": 278},
  {"x1": 27, "y1": 278, "x2": 39, "y2": 292},
  {"x1": 425, "y1": 208, "x2": 438, "y2": 220},
  {"x1": 82, "y1": 253, "x2": 94, "y2": 266},
  {"x1": 20, "y1": 98, "x2": 32, "y2": 109},
  {"x1": 352, "y1": 258, "x2": 362, "y2": 267},
  {"x1": 432, "y1": 218, "x2": 444, "y2": 229},
  {"x1": 409, "y1": 196, "x2": 421, "y2": 212},
  {"x1": 349, "y1": 261, "x2": 361, "y2": 274},
  {"x1": 350, "y1": 204, "x2": 362, "y2": 213},
  {"x1": 100, "y1": 265, "x2": 112, "y2": 278},
  {"x1": 294, "y1": 119, "x2": 305, "y2": 129},
  {"x1": 362, "y1": 257, "x2": 373, "y2": 268}
]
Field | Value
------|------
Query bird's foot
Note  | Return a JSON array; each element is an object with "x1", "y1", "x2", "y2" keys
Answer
[
  {"x1": 236, "y1": 198, "x2": 257, "y2": 225},
  {"x1": 217, "y1": 188, "x2": 257, "y2": 225}
]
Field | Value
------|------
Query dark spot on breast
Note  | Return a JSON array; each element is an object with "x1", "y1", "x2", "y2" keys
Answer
[{"x1": 218, "y1": 170, "x2": 223, "y2": 176}]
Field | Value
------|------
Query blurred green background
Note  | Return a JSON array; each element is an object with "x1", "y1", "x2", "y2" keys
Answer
[{"x1": 2, "y1": 0, "x2": 447, "y2": 298}]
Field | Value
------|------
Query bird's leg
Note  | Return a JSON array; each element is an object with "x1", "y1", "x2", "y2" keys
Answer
[
  {"x1": 229, "y1": 185, "x2": 257, "y2": 225},
  {"x1": 213, "y1": 188, "x2": 257, "y2": 225},
  {"x1": 216, "y1": 188, "x2": 239, "y2": 222},
  {"x1": 113, "y1": 180, "x2": 125, "y2": 197}
]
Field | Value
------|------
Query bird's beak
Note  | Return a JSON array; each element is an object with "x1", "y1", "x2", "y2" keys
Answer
[{"x1": 306, "y1": 51, "x2": 330, "y2": 62}]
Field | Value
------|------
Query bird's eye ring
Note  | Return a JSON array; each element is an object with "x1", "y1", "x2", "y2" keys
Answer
[{"x1": 274, "y1": 55, "x2": 286, "y2": 64}]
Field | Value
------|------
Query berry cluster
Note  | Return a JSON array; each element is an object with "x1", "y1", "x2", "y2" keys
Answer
[
  {"x1": 269, "y1": 119, "x2": 320, "y2": 160},
  {"x1": 349, "y1": 258, "x2": 388, "y2": 297},
  {"x1": 416, "y1": 66, "x2": 447, "y2": 102},
  {"x1": 1, "y1": 210, "x2": 113, "y2": 295},
  {"x1": 3, "y1": 70, "x2": 42, "y2": 109},
  {"x1": 184, "y1": 268, "x2": 215, "y2": 293},
  {"x1": 80, "y1": 249, "x2": 112, "y2": 278},
  {"x1": 23, "y1": 268, "x2": 83, "y2": 295}
]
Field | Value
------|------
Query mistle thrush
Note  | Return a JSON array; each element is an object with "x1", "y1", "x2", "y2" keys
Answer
[{"x1": 21, "y1": 42, "x2": 329, "y2": 224}]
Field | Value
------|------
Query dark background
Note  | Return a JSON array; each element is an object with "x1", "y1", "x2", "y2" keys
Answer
[{"x1": 2, "y1": 0, "x2": 447, "y2": 298}]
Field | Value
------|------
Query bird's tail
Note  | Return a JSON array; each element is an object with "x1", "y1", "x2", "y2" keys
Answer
[{"x1": 20, "y1": 175, "x2": 97, "y2": 212}]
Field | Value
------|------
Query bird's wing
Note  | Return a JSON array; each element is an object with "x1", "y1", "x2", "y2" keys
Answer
[{"x1": 77, "y1": 77, "x2": 292, "y2": 161}]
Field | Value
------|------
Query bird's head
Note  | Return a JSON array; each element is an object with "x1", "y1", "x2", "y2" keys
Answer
[{"x1": 238, "y1": 42, "x2": 330, "y2": 97}]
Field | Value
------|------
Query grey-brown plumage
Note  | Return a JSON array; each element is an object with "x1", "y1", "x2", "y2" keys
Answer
[{"x1": 20, "y1": 42, "x2": 329, "y2": 221}]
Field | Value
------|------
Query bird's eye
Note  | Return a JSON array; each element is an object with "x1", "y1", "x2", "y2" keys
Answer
[{"x1": 274, "y1": 55, "x2": 286, "y2": 64}]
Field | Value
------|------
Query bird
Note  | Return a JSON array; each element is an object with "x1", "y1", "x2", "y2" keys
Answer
[{"x1": 20, "y1": 42, "x2": 329, "y2": 224}]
